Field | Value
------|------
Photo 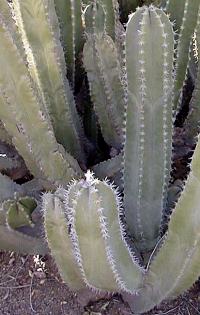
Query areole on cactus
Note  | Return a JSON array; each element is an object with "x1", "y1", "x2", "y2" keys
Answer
[{"x1": 0, "y1": 0, "x2": 200, "y2": 313}]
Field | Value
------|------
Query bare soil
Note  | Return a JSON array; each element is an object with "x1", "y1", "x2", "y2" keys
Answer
[{"x1": 0, "y1": 252, "x2": 200, "y2": 315}]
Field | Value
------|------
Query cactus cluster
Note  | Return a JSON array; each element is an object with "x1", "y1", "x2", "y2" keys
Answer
[{"x1": 1, "y1": 0, "x2": 200, "y2": 313}]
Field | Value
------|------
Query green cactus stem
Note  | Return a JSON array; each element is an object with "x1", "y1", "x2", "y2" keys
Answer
[
  {"x1": 166, "y1": 0, "x2": 200, "y2": 111},
  {"x1": 54, "y1": 0, "x2": 83, "y2": 85},
  {"x1": 183, "y1": 11, "x2": 200, "y2": 145},
  {"x1": 0, "y1": 224, "x2": 47, "y2": 254},
  {"x1": 92, "y1": 152, "x2": 123, "y2": 180},
  {"x1": 5, "y1": 196, "x2": 37, "y2": 229},
  {"x1": 83, "y1": 2, "x2": 125, "y2": 149},
  {"x1": 0, "y1": 92, "x2": 41, "y2": 178},
  {"x1": 100, "y1": 0, "x2": 119, "y2": 41},
  {"x1": 12, "y1": 0, "x2": 85, "y2": 161},
  {"x1": 123, "y1": 6, "x2": 174, "y2": 252},
  {"x1": 43, "y1": 190, "x2": 85, "y2": 290},
  {"x1": 44, "y1": 172, "x2": 144, "y2": 293},
  {"x1": 125, "y1": 134, "x2": 200, "y2": 313},
  {"x1": 0, "y1": 14, "x2": 82, "y2": 184}
]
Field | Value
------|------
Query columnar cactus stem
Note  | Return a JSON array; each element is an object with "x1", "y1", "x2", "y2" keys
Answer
[
  {"x1": 100, "y1": 0, "x2": 119, "y2": 41},
  {"x1": 5, "y1": 196, "x2": 37, "y2": 229},
  {"x1": 65, "y1": 175, "x2": 118, "y2": 291},
  {"x1": 83, "y1": 3, "x2": 125, "y2": 149},
  {"x1": 0, "y1": 16, "x2": 82, "y2": 184},
  {"x1": 92, "y1": 153, "x2": 122, "y2": 181},
  {"x1": 0, "y1": 92, "x2": 41, "y2": 178},
  {"x1": 126, "y1": 136, "x2": 200, "y2": 313},
  {"x1": 44, "y1": 172, "x2": 143, "y2": 292},
  {"x1": 54, "y1": 0, "x2": 83, "y2": 85},
  {"x1": 12, "y1": 0, "x2": 85, "y2": 161},
  {"x1": 184, "y1": 10, "x2": 200, "y2": 144},
  {"x1": 123, "y1": 6, "x2": 174, "y2": 251},
  {"x1": 95, "y1": 180, "x2": 144, "y2": 292},
  {"x1": 0, "y1": 225, "x2": 47, "y2": 254},
  {"x1": 166, "y1": 0, "x2": 200, "y2": 110},
  {"x1": 43, "y1": 190, "x2": 85, "y2": 290}
]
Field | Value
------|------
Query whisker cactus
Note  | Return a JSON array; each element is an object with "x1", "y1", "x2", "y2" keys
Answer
[{"x1": 1, "y1": 0, "x2": 200, "y2": 313}]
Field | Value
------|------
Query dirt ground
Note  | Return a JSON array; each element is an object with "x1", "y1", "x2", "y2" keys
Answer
[{"x1": 0, "y1": 252, "x2": 200, "y2": 315}]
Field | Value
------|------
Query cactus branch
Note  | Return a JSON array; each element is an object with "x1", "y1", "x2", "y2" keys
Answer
[
  {"x1": 43, "y1": 190, "x2": 85, "y2": 290},
  {"x1": 166, "y1": 0, "x2": 200, "y2": 111},
  {"x1": 12, "y1": 0, "x2": 85, "y2": 161},
  {"x1": 123, "y1": 6, "x2": 174, "y2": 251},
  {"x1": 0, "y1": 17, "x2": 82, "y2": 184},
  {"x1": 126, "y1": 136, "x2": 200, "y2": 313},
  {"x1": 83, "y1": 3, "x2": 125, "y2": 149}
]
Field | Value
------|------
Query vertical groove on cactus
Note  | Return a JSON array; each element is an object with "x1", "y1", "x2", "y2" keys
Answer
[
  {"x1": 96, "y1": 180, "x2": 144, "y2": 293},
  {"x1": 100, "y1": 0, "x2": 119, "y2": 41},
  {"x1": 165, "y1": 0, "x2": 185, "y2": 32},
  {"x1": 43, "y1": 190, "x2": 85, "y2": 290},
  {"x1": 12, "y1": 0, "x2": 84, "y2": 161},
  {"x1": 53, "y1": 0, "x2": 83, "y2": 85},
  {"x1": 0, "y1": 17, "x2": 82, "y2": 184},
  {"x1": 83, "y1": 3, "x2": 125, "y2": 149},
  {"x1": 123, "y1": 6, "x2": 174, "y2": 251}
]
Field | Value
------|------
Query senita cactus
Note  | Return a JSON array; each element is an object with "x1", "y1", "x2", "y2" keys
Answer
[{"x1": 1, "y1": 0, "x2": 200, "y2": 313}]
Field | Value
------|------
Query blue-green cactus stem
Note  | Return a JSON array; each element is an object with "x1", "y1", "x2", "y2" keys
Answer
[
  {"x1": 54, "y1": 0, "x2": 83, "y2": 85},
  {"x1": 83, "y1": 3, "x2": 125, "y2": 149},
  {"x1": 0, "y1": 16, "x2": 82, "y2": 184},
  {"x1": 126, "y1": 134, "x2": 200, "y2": 313},
  {"x1": 12, "y1": 0, "x2": 85, "y2": 161},
  {"x1": 123, "y1": 6, "x2": 174, "y2": 252},
  {"x1": 100, "y1": 0, "x2": 119, "y2": 41},
  {"x1": 166, "y1": 0, "x2": 200, "y2": 111},
  {"x1": 43, "y1": 190, "x2": 85, "y2": 290},
  {"x1": 184, "y1": 10, "x2": 200, "y2": 145}
]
